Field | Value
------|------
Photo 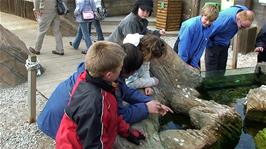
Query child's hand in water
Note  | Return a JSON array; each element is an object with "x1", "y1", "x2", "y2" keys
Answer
[{"x1": 145, "y1": 87, "x2": 154, "y2": 96}]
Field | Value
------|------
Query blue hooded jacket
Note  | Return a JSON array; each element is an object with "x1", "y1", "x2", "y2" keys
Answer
[
  {"x1": 37, "y1": 62, "x2": 151, "y2": 139},
  {"x1": 178, "y1": 16, "x2": 213, "y2": 68}
]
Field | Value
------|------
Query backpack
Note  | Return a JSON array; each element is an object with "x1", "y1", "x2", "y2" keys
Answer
[
  {"x1": 57, "y1": 0, "x2": 69, "y2": 15},
  {"x1": 95, "y1": 7, "x2": 107, "y2": 21}
]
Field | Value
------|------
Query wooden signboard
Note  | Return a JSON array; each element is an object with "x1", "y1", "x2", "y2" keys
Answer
[{"x1": 156, "y1": 0, "x2": 183, "y2": 31}]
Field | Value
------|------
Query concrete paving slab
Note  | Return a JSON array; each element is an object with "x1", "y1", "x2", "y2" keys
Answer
[{"x1": 1, "y1": 12, "x2": 84, "y2": 97}]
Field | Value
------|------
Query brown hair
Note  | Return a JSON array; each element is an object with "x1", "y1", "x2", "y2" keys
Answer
[
  {"x1": 85, "y1": 41, "x2": 126, "y2": 77},
  {"x1": 201, "y1": 4, "x2": 219, "y2": 22},
  {"x1": 139, "y1": 34, "x2": 167, "y2": 61},
  {"x1": 121, "y1": 43, "x2": 144, "y2": 75}
]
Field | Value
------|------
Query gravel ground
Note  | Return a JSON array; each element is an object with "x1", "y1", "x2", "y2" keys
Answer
[
  {"x1": 0, "y1": 36, "x2": 258, "y2": 148},
  {"x1": 0, "y1": 83, "x2": 55, "y2": 149}
]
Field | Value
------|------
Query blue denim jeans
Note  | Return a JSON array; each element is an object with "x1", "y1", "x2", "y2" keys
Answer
[
  {"x1": 72, "y1": 22, "x2": 92, "y2": 52},
  {"x1": 88, "y1": 20, "x2": 104, "y2": 41}
]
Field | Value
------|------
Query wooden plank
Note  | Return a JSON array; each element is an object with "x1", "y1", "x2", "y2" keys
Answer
[
  {"x1": 232, "y1": 32, "x2": 241, "y2": 69},
  {"x1": 156, "y1": 16, "x2": 181, "y2": 19}
]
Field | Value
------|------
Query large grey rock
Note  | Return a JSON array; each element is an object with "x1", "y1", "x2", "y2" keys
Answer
[
  {"x1": 113, "y1": 45, "x2": 242, "y2": 149},
  {"x1": 255, "y1": 62, "x2": 266, "y2": 84},
  {"x1": 245, "y1": 85, "x2": 266, "y2": 123},
  {"x1": 0, "y1": 24, "x2": 29, "y2": 87}
]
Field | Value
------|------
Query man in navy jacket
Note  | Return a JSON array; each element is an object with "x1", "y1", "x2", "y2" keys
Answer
[{"x1": 255, "y1": 23, "x2": 266, "y2": 62}]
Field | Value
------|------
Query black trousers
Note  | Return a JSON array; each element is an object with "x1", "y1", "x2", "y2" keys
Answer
[
  {"x1": 258, "y1": 48, "x2": 266, "y2": 62},
  {"x1": 205, "y1": 45, "x2": 229, "y2": 73}
]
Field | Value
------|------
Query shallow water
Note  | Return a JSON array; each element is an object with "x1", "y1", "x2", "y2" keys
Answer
[{"x1": 160, "y1": 84, "x2": 265, "y2": 149}]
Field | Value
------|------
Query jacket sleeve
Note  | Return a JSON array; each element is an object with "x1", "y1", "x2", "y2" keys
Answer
[
  {"x1": 66, "y1": 93, "x2": 103, "y2": 148},
  {"x1": 147, "y1": 29, "x2": 160, "y2": 37},
  {"x1": 190, "y1": 50, "x2": 202, "y2": 68},
  {"x1": 178, "y1": 23, "x2": 193, "y2": 63},
  {"x1": 121, "y1": 21, "x2": 139, "y2": 38},
  {"x1": 190, "y1": 35, "x2": 208, "y2": 68},
  {"x1": 126, "y1": 62, "x2": 158, "y2": 88},
  {"x1": 116, "y1": 115, "x2": 130, "y2": 137},
  {"x1": 119, "y1": 103, "x2": 149, "y2": 124},
  {"x1": 123, "y1": 83, "x2": 152, "y2": 104},
  {"x1": 255, "y1": 25, "x2": 266, "y2": 48},
  {"x1": 90, "y1": 0, "x2": 96, "y2": 11}
]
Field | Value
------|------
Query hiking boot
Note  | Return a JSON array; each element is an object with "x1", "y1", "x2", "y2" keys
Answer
[
  {"x1": 29, "y1": 47, "x2": 40, "y2": 55},
  {"x1": 52, "y1": 50, "x2": 64, "y2": 56}
]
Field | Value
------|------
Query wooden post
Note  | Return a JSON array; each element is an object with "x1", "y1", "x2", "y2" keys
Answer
[
  {"x1": 191, "y1": 0, "x2": 201, "y2": 17},
  {"x1": 232, "y1": 31, "x2": 241, "y2": 69},
  {"x1": 27, "y1": 55, "x2": 37, "y2": 123}
]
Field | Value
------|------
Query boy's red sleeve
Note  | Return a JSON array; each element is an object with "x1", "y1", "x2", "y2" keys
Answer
[{"x1": 117, "y1": 115, "x2": 130, "y2": 137}]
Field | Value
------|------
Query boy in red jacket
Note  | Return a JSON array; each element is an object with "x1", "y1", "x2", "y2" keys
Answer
[{"x1": 56, "y1": 41, "x2": 145, "y2": 148}]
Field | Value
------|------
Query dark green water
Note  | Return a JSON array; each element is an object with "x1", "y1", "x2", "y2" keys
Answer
[{"x1": 160, "y1": 68, "x2": 266, "y2": 149}]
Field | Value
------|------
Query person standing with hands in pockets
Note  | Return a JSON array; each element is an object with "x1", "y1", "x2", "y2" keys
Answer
[{"x1": 30, "y1": 0, "x2": 64, "y2": 55}]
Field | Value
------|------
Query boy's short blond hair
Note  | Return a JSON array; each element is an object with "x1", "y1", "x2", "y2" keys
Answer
[
  {"x1": 201, "y1": 4, "x2": 219, "y2": 22},
  {"x1": 85, "y1": 41, "x2": 126, "y2": 77}
]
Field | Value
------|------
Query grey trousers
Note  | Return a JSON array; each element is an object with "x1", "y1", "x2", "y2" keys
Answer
[{"x1": 35, "y1": 11, "x2": 63, "y2": 53}]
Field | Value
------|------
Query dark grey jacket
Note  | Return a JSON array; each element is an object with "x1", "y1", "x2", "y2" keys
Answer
[{"x1": 107, "y1": 12, "x2": 160, "y2": 45}]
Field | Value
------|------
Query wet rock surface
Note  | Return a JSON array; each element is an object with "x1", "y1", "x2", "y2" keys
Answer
[
  {"x1": 113, "y1": 45, "x2": 242, "y2": 149},
  {"x1": 245, "y1": 85, "x2": 266, "y2": 124}
]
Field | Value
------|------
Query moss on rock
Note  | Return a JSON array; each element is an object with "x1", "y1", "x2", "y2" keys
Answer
[{"x1": 255, "y1": 128, "x2": 266, "y2": 149}]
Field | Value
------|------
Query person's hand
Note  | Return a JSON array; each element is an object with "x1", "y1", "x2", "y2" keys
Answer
[
  {"x1": 146, "y1": 100, "x2": 161, "y2": 114},
  {"x1": 126, "y1": 127, "x2": 145, "y2": 145},
  {"x1": 188, "y1": 64, "x2": 200, "y2": 74},
  {"x1": 255, "y1": 47, "x2": 264, "y2": 52},
  {"x1": 33, "y1": 10, "x2": 41, "y2": 18},
  {"x1": 145, "y1": 87, "x2": 154, "y2": 96},
  {"x1": 146, "y1": 100, "x2": 173, "y2": 116},
  {"x1": 158, "y1": 104, "x2": 174, "y2": 116},
  {"x1": 159, "y1": 29, "x2": 166, "y2": 36},
  {"x1": 152, "y1": 77, "x2": 159, "y2": 85}
]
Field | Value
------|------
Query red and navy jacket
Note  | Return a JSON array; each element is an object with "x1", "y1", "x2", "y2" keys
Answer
[{"x1": 56, "y1": 70, "x2": 130, "y2": 149}]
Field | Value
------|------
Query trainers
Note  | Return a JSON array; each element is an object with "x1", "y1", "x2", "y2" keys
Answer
[
  {"x1": 29, "y1": 47, "x2": 40, "y2": 55},
  {"x1": 81, "y1": 51, "x2": 87, "y2": 54},
  {"x1": 69, "y1": 42, "x2": 78, "y2": 50},
  {"x1": 52, "y1": 50, "x2": 64, "y2": 56}
]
